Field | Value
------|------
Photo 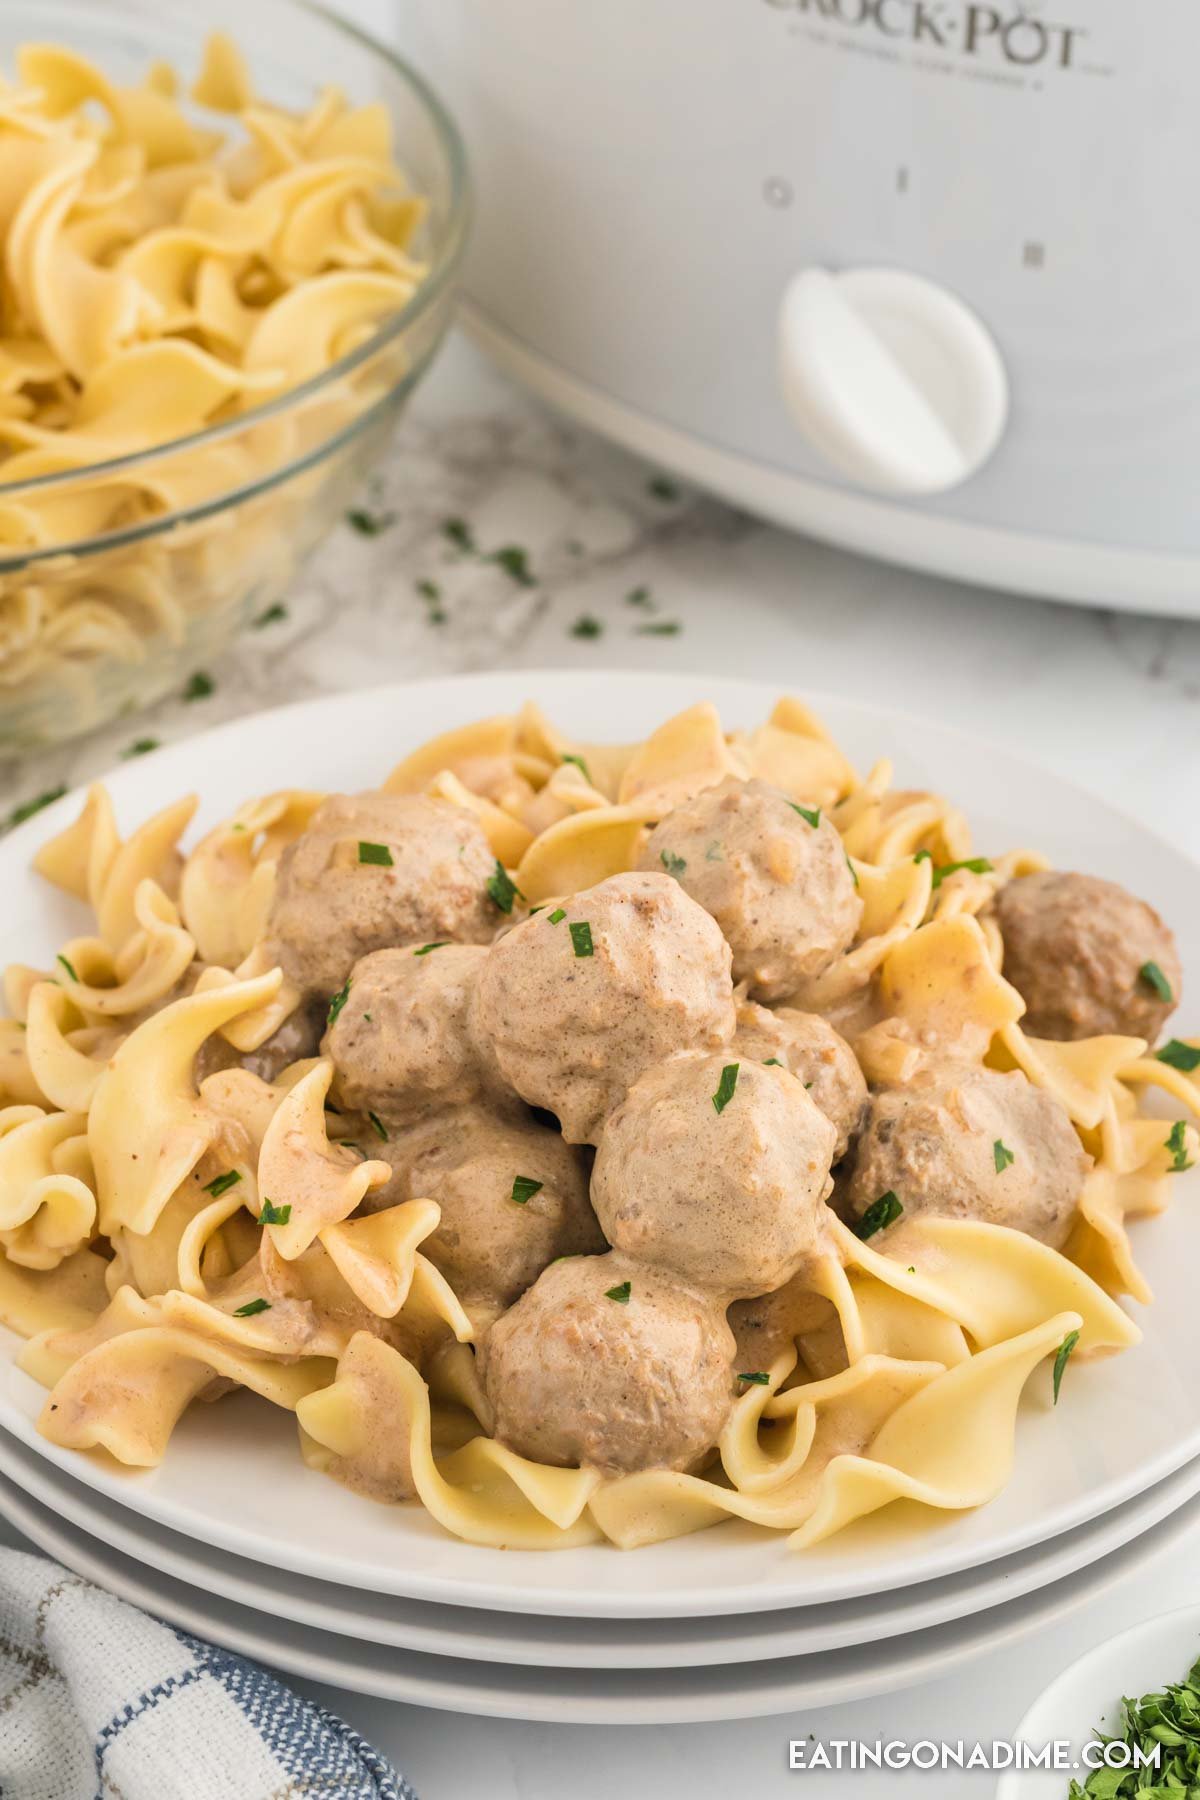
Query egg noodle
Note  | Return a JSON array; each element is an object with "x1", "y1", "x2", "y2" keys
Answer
[
  {"x1": 0, "y1": 33, "x2": 425, "y2": 703},
  {"x1": 0, "y1": 695, "x2": 1195, "y2": 1553}
]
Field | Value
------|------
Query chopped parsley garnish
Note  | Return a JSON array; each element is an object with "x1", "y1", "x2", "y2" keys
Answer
[
  {"x1": 367, "y1": 1111, "x2": 389, "y2": 1142},
  {"x1": 845, "y1": 852, "x2": 859, "y2": 889},
  {"x1": 763, "y1": 1057, "x2": 783, "y2": 1067},
  {"x1": 648, "y1": 476, "x2": 679, "y2": 502},
  {"x1": 931, "y1": 857, "x2": 994, "y2": 889},
  {"x1": 635, "y1": 620, "x2": 681, "y2": 637},
  {"x1": 363, "y1": 1013, "x2": 372, "y2": 1022},
  {"x1": 1166, "y1": 1120, "x2": 1193, "y2": 1172},
  {"x1": 994, "y1": 1139, "x2": 1015, "y2": 1173},
  {"x1": 339, "y1": 1141, "x2": 367, "y2": 1160},
  {"x1": 737, "y1": 1371, "x2": 770, "y2": 1386},
  {"x1": 605, "y1": 1280, "x2": 632, "y2": 1304},
  {"x1": 358, "y1": 840, "x2": 394, "y2": 867},
  {"x1": 510, "y1": 1176, "x2": 543, "y2": 1206},
  {"x1": 55, "y1": 953, "x2": 78, "y2": 983},
  {"x1": 486, "y1": 860, "x2": 523, "y2": 914},
  {"x1": 789, "y1": 802, "x2": 821, "y2": 828},
  {"x1": 327, "y1": 976, "x2": 351, "y2": 1027},
  {"x1": 1158, "y1": 1039, "x2": 1200, "y2": 1072},
  {"x1": 443, "y1": 517, "x2": 475, "y2": 552},
  {"x1": 1067, "y1": 1650, "x2": 1200, "y2": 1798},
  {"x1": 4, "y1": 786, "x2": 65, "y2": 832},
  {"x1": 258, "y1": 1200, "x2": 292, "y2": 1225},
  {"x1": 121, "y1": 737, "x2": 159, "y2": 759},
  {"x1": 416, "y1": 578, "x2": 446, "y2": 623},
  {"x1": 569, "y1": 920, "x2": 594, "y2": 957},
  {"x1": 234, "y1": 1298, "x2": 271, "y2": 1318},
  {"x1": 182, "y1": 670, "x2": 214, "y2": 702},
  {"x1": 547, "y1": 908, "x2": 567, "y2": 925},
  {"x1": 660, "y1": 849, "x2": 687, "y2": 877},
  {"x1": 712, "y1": 1062, "x2": 740, "y2": 1114},
  {"x1": 855, "y1": 1191, "x2": 903, "y2": 1240},
  {"x1": 1052, "y1": 1327, "x2": 1080, "y2": 1404},
  {"x1": 347, "y1": 507, "x2": 393, "y2": 536},
  {"x1": 414, "y1": 942, "x2": 449, "y2": 956},
  {"x1": 914, "y1": 849, "x2": 932, "y2": 865},
  {"x1": 1140, "y1": 959, "x2": 1174, "y2": 1003},
  {"x1": 570, "y1": 613, "x2": 604, "y2": 640},
  {"x1": 705, "y1": 840, "x2": 724, "y2": 862},
  {"x1": 253, "y1": 602, "x2": 287, "y2": 628},
  {"x1": 625, "y1": 585, "x2": 653, "y2": 608},
  {"x1": 416, "y1": 578, "x2": 440, "y2": 601},
  {"x1": 202, "y1": 1170, "x2": 242, "y2": 1198},
  {"x1": 561, "y1": 752, "x2": 592, "y2": 784},
  {"x1": 487, "y1": 545, "x2": 536, "y2": 587}
]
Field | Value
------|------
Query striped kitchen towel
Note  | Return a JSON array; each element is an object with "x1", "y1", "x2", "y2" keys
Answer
[{"x1": 0, "y1": 1548, "x2": 418, "y2": 1799}]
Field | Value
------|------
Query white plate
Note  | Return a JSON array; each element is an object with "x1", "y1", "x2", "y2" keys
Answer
[
  {"x1": 4, "y1": 1420, "x2": 1200, "y2": 1670},
  {"x1": 998, "y1": 1603, "x2": 1200, "y2": 1799},
  {"x1": 2, "y1": 671, "x2": 1198, "y2": 1619},
  {"x1": 5, "y1": 1466, "x2": 1199, "y2": 1725}
]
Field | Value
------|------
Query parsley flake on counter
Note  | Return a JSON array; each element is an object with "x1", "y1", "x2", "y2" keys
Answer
[
  {"x1": 510, "y1": 1176, "x2": 543, "y2": 1206},
  {"x1": 443, "y1": 517, "x2": 475, "y2": 553},
  {"x1": 854, "y1": 1191, "x2": 903, "y2": 1240},
  {"x1": 486, "y1": 859, "x2": 523, "y2": 913},
  {"x1": 202, "y1": 1170, "x2": 242, "y2": 1198},
  {"x1": 561, "y1": 752, "x2": 592, "y2": 783},
  {"x1": 367, "y1": 1111, "x2": 389, "y2": 1142},
  {"x1": 358, "y1": 840, "x2": 394, "y2": 867},
  {"x1": 635, "y1": 620, "x2": 681, "y2": 637},
  {"x1": 548, "y1": 907, "x2": 567, "y2": 925},
  {"x1": 647, "y1": 476, "x2": 679, "y2": 502},
  {"x1": 625, "y1": 585, "x2": 653, "y2": 608},
  {"x1": 712, "y1": 1062, "x2": 740, "y2": 1114},
  {"x1": 1140, "y1": 959, "x2": 1174, "y2": 1003},
  {"x1": 1052, "y1": 1327, "x2": 1080, "y2": 1405},
  {"x1": 253, "y1": 602, "x2": 288, "y2": 628},
  {"x1": 416, "y1": 578, "x2": 446, "y2": 624},
  {"x1": 737, "y1": 1371, "x2": 770, "y2": 1386},
  {"x1": 55, "y1": 953, "x2": 78, "y2": 983},
  {"x1": 121, "y1": 737, "x2": 159, "y2": 759},
  {"x1": 994, "y1": 1138, "x2": 1015, "y2": 1173},
  {"x1": 182, "y1": 671, "x2": 214, "y2": 702},
  {"x1": 569, "y1": 920, "x2": 594, "y2": 957},
  {"x1": 570, "y1": 613, "x2": 604, "y2": 640},
  {"x1": 1157, "y1": 1039, "x2": 1200, "y2": 1072},
  {"x1": 789, "y1": 802, "x2": 821, "y2": 828},
  {"x1": 660, "y1": 849, "x2": 687, "y2": 877},
  {"x1": 327, "y1": 976, "x2": 351, "y2": 1027},
  {"x1": 1166, "y1": 1120, "x2": 1193, "y2": 1172},
  {"x1": 4, "y1": 786, "x2": 65, "y2": 833},
  {"x1": 414, "y1": 942, "x2": 449, "y2": 957},
  {"x1": 347, "y1": 507, "x2": 393, "y2": 536},
  {"x1": 258, "y1": 1200, "x2": 292, "y2": 1226},
  {"x1": 487, "y1": 545, "x2": 536, "y2": 587},
  {"x1": 931, "y1": 857, "x2": 994, "y2": 889},
  {"x1": 605, "y1": 1280, "x2": 632, "y2": 1304},
  {"x1": 234, "y1": 1298, "x2": 271, "y2": 1318}
]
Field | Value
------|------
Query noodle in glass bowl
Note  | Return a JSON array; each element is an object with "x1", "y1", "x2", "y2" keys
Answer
[{"x1": 0, "y1": 0, "x2": 469, "y2": 750}]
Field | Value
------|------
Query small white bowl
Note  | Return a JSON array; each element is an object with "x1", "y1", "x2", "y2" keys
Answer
[{"x1": 998, "y1": 1604, "x2": 1200, "y2": 1798}]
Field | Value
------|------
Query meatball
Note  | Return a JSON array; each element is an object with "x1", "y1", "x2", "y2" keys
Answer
[
  {"x1": 637, "y1": 776, "x2": 862, "y2": 1002},
  {"x1": 733, "y1": 998, "x2": 866, "y2": 1160},
  {"x1": 482, "y1": 1254, "x2": 735, "y2": 1475},
  {"x1": 364, "y1": 1104, "x2": 605, "y2": 1317},
  {"x1": 471, "y1": 871, "x2": 736, "y2": 1144},
  {"x1": 845, "y1": 1063, "x2": 1089, "y2": 1248},
  {"x1": 265, "y1": 792, "x2": 497, "y2": 999},
  {"x1": 592, "y1": 1052, "x2": 837, "y2": 1298},
  {"x1": 325, "y1": 943, "x2": 498, "y2": 1126},
  {"x1": 994, "y1": 870, "x2": 1181, "y2": 1044}
]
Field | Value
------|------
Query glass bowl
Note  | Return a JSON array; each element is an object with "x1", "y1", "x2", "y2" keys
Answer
[{"x1": 0, "y1": 0, "x2": 469, "y2": 751}]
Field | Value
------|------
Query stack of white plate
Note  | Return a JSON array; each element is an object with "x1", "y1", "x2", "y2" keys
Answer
[{"x1": 1, "y1": 671, "x2": 1198, "y2": 1723}]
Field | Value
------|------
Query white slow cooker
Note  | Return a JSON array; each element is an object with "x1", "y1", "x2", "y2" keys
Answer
[{"x1": 401, "y1": 0, "x2": 1200, "y2": 613}]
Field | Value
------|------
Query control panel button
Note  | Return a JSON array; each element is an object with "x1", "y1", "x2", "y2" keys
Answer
[{"x1": 778, "y1": 266, "x2": 1009, "y2": 496}]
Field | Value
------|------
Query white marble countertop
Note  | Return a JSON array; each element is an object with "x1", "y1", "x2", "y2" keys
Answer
[{"x1": 5, "y1": 330, "x2": 1200, "y2": 1798}]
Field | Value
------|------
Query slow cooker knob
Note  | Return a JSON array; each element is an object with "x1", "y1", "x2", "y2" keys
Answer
[{"x1": 777, "y1": 266, "x2": 1008, "y2": 496}]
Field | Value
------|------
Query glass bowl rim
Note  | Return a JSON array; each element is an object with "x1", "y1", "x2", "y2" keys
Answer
[{"x1": 0, "y1": 0, "x2": 471, "y2": 514}]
